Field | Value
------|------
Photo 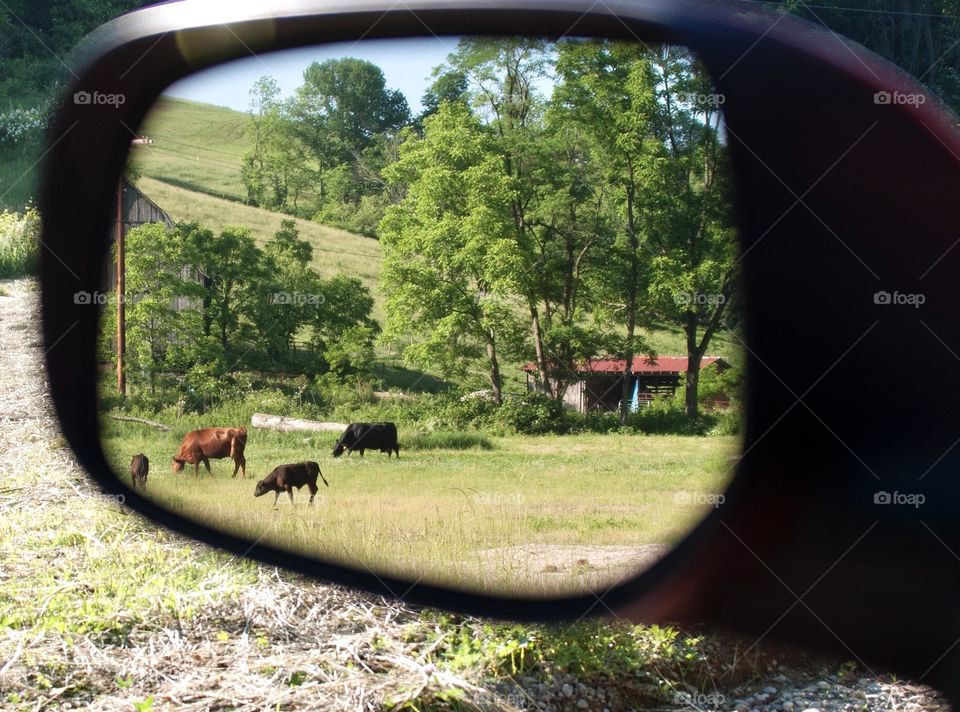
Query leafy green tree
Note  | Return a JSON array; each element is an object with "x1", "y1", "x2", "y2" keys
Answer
[
  {"x1": 643, "y1": 46, "x2": 738, "y2": 417},
  {"x1": 241, "y1": 76, "x2": 314, "y2": 211},
  {"x1": 286, "y1": 58, "x2": 409, "y2": 199},
  {"x1": 418, "y1": 68, "x2": 468, "y2": 125},
  {"x1": 252, "y1": 218, "x2": 318, "y2": 361},
  {"x1": 120, "y1": 222, "x2": 204, "y2": 393},
  {"x1": 380, "y1": 102, "x2": 524, "y2": 404},
  {"x1": 552, "y1": 39, "x2": 661, "y2": 421},
  {"x1": 187, "y1": 225, "x2": 266, "y2": 357}
]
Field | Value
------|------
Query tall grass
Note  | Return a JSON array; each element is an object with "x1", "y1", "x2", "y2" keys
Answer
[
  {"x1": 0, "y1": 205, "x2": 39, "y2": 278},
  {"x1": 100, "y1": 420, "x2": 738, "y2": 596},
  {"x1": 404, "y1": 430, "x2": 494, "y2": 450}
]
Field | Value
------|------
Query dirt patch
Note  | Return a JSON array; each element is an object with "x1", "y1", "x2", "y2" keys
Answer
[{"x1": 477, "y1": 543, "x2": 668, "y2": 577}]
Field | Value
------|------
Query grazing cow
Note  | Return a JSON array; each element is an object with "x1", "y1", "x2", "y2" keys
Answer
[
  {"x1": 130, "y1": 453, "x2": 149, "y2": 489},
  {"x1": 332, "y1": 422, "x2": 400, "y2": 458},
  {"x1": 254, "y1": 461, "x2": 328, "y2": 507},
  {"x1": 172, "y1": 427, "x2": 247, "y2": 478}
]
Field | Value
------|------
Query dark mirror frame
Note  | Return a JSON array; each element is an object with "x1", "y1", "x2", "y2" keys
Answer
[{"x1": 38, "y1": 0, "x2": 960, "y2": 697}]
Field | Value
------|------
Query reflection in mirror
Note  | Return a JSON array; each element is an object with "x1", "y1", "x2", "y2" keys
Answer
[{"x1": 97, "y1": 36, "x2": 742, "y2": 596}]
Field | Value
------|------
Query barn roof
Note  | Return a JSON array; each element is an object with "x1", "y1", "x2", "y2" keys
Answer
[{"x1": 520, "y1": 356, "x2": 727, "y2": 374}]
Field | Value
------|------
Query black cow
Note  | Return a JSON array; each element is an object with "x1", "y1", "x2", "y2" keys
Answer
[
  {"x1": 130, "y1": 453, "x2": 149, "y2": 489},
  {"x1": 254, "y1": 461, "x2": 328, "y2": 507},
  {"x1": 332, "y1": 422, "x2": 400, "y2": 458}
]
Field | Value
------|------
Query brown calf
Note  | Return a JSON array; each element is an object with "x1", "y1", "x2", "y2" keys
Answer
[
  {"x1": 130, "y1": 453, "x2": 149, "y2": 489},
  {"x1": 254, "y1": 461, "x2": 328, "y2": 507}
]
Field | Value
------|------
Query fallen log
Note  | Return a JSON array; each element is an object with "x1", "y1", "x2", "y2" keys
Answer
[
  {"x1": 107, "y1": 414, "x2": 171, "y2": 431},
  {"x1": 251, "y1": 413, "x2": 347, "y2": 433}
]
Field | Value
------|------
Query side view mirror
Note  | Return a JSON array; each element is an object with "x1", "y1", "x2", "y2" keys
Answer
[{"x1": 38, "y1": 0, "x2": 960, "y2": 701}]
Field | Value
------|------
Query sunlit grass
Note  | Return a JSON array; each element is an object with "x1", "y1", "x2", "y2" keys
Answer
[{"x1": 102, "y1": 422, "x2": 738, "y2": 596}]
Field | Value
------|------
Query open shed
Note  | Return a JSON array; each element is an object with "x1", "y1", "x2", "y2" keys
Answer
[{"x1": 521, "y1": 356, "x2": 730, "y2": 413}]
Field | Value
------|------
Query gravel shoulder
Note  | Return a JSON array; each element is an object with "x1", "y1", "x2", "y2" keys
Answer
[{"x1": 0, "y1": 278, "x2": 951, "y2": 711}]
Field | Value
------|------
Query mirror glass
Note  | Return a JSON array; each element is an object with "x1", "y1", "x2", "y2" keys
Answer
[{"x1": 96, "y1": 36, "x2": 743, "y2": 596}]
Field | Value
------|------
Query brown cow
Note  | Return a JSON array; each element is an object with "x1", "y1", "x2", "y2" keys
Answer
[
  {"x1": 130, "y1": 453, "x2": 149, "y2": 489},
  {"x1": 172, "y1": 427, "x2": 247, "y2": 478}
]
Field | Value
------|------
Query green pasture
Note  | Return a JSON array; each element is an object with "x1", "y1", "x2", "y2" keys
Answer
[{"x1": 101, "y1": 421, "x2": 738, "y2": 596}]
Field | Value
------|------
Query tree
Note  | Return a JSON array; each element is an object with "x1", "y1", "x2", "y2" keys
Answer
[
  {"x1": 380, "y1": 102, "x2": 524, "y2": 403},
  {"x1": 644, "y1": 46, "x2": 738, "y2": 417},
  {"x1": 120, "y1": 222, "x2": 204, "y2": 393},
  {"x1": 241, "y1": 76, "x2": 314, "y2": 211},
  {"x1": 188, "y1": 225, "x2": 266, "y2": 357},
  {"x1": 418, "y1": 68, "x2": 468, "y2": 125},
  {"x1": 286, "y1": 58, "x2": 410, "y2": 199},
  {"x1": 251, "y1": 219, "x2": 318, "y2": 361},
  {"x1": 552, "y1": 39, "x2": 661, "y2": 421},
  {"x1": 777, "y1": 0, "x2": 960, "y2": 111}
]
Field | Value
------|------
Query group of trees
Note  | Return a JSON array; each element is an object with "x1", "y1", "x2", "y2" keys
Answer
[
  {"x1": 380, "y1": 39, "x2": 736, "y2": 418},
  {"x1": 240, "y1": 39, "x2": 737, "y2": 418},
  {"x1": 241, "y1": 60, "x2": 410, "y2": 236},
  {"x1": 103, "y1": 219, "x2": 378, "y2": 410}
]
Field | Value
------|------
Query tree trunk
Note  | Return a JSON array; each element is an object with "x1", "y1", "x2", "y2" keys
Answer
[
  {"x1": 529, "y1": 303, "x2": 551, "y2": 398},
  {"x1": 619, "y1": 180, "x2": 640, "y2": 424},
  {"x1": 684, "y1": 311, "x2": 702, "y2": 418},
  {"x1": 486, "y1": 330, "x2": 504, "y2": 406}
]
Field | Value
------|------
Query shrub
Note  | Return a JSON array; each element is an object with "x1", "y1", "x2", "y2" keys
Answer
[
  {"x1": 489, "y1": 393, "x2": 567, "y2": 435},
  {"x1": 0, "y1": 206, "x2": 39, "y2": 277},
  {"x1": 627, "y1": 398, "x2": 717, "y2": 435},
  {"x1": 0, "y1": 107, "x2": 44, "y2": 158}
]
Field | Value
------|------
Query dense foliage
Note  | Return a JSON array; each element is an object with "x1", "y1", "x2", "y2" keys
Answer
[{"x1": 100, "y1": 219, "x2": 379, "y2": 412}]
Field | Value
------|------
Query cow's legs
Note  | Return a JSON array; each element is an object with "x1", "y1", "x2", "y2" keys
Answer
[
  {"x1": 202, "y1": 458, "x2": 212, "y2": 477},
  {"x1": 231, "y1": 454, "x2": 246, "y2": 479},
  {"x1": 273, "y1": 491, "x2": 281, "y2": 507},
  {"x1": 307, "y1": 483, "x2": 318, "y2": 506},
  {"x1": 193, "y1": 462, "x2": 200, "y2": 477},
  {"x1": 287, "y1": 488, "x2": 295, "y2": 506}
]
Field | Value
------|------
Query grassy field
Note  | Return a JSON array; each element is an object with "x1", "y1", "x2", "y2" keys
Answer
[{"x1": 101, "y1": 420, "x2": 737, "y2": 596}]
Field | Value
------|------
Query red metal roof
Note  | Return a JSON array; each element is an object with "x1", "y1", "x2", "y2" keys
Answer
[{"x1": 520, "y1": 356, "x2": 726, "y2": 374}]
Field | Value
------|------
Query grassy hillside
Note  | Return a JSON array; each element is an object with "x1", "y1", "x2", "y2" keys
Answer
[
  {"x1": 131, "y1": 97, "x2": 250, "y2": 202},
  {"x1": 132, "y1": 176, "x2": 384, "y2": 321}
]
